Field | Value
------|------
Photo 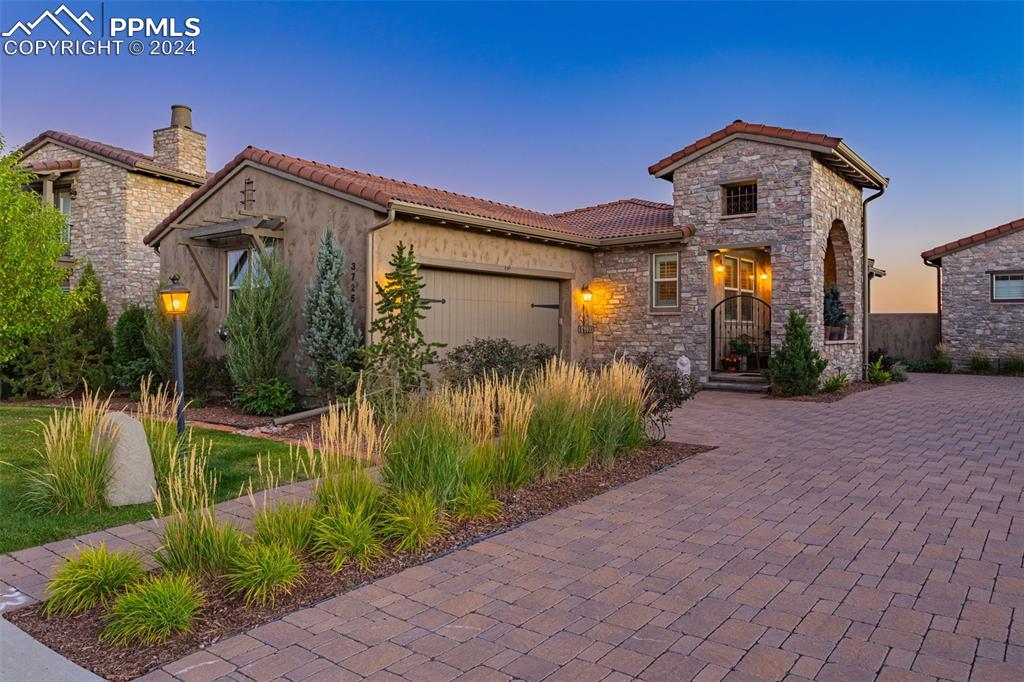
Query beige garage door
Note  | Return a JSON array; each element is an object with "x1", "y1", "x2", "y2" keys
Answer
[{"x1": 420, "y1": 268, "x2": 561, "y2": 352}]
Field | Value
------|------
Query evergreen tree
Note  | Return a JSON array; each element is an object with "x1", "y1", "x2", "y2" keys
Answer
[
  {"x1": 823, "y1": 284, "x2": 849, "y2": 327},
  {"x1": 300, "y1": 230, "x2": 360, "y2": 399},
  {"x1": 72, "y1": 262, "x2": 113, "y2": 363},
  {"x1": 766, "y1": 309, "x2": 828, "y2": 397},
  {"x1": 360, "y1": 242, "x2": 443, "y2": 394}
]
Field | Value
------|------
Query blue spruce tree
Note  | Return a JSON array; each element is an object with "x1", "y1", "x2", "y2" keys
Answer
[{"x1": 301, "y1": 230, "x2": 361, "y2": 399}]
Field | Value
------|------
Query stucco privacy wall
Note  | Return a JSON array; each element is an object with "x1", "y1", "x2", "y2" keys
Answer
[
  {"x1": 811, "y1": 159, "x2": 865, "y2": 377},
  {"x1": 669, "y1": 138, "x2": 814, "y2": 377},
  {"x1": 373, "y1": 219, "x2": 595, "y2": 360},
  {"x1": 939, "y1": 230, "x2": 1024, "y2": 368},
  {"x1": 870, "y1": 313, "x2": 940, "y2": 362},
  {"x1": 157, "y1": 166, "x2": 378, "y2": 393},
  {"x1": 21, "y1": 142, "x2": 131, "y2": 313}
]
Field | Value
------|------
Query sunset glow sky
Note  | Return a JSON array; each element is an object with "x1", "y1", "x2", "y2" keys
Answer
[{"x1": 2, "y1": 1, "x2": 1022, "y2": 312}]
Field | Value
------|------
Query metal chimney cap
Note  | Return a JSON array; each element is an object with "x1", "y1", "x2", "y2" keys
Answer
[{"x1": 170, "y1": 104, "x2": 192, "y2": 129}]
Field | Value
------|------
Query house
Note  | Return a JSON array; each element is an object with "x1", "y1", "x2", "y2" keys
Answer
[
  {"x1": 921, "y1": 218, "x2": 1024, "y2": 367},
  {"x1": 19, "y1": 105, "x2": 207, "y2": 316},
  {"x1": 143, "y1": 121, "x2": 887, "y2": 393}
]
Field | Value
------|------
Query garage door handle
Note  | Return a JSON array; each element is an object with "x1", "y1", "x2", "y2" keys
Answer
[
  {"x1": 531, "y1": 303, "x2": 560, "y2": 309},
  {"x1": 423, "y1": 298, "x2": 447, "y2": 304}
]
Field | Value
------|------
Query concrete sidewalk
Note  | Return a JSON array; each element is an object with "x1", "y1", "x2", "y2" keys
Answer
[{"x1": 0, "y1": 619, "x2": 103, "y2": 682}]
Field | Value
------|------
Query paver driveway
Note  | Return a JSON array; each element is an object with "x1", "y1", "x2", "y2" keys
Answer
[{"x1": 148, "y1": 374, "x2": 1023, "y2": 682}]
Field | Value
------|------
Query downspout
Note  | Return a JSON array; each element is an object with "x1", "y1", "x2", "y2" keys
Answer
[
  {"x1": 861, "y1": 186, "x2": 886, "y2": 379},
  {"x1": 365, "y1": 206, "x2": 397, "y2": 343},
  {"x1": 924, "y1": 258, "x2": 942, "y2": 341}
]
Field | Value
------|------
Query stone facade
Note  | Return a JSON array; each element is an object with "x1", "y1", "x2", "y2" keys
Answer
[
  {"x1": 938, "y1": 230, "x2": 1024, "y2": 368},
  {"x1": 590, "y1": 138, "x2": 868, "y2": 379},
  {"x1": 22, "y1": 136, "x2": 201, "y2": 318}
]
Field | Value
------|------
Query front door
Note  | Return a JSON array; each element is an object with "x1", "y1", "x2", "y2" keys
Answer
[{"x1": 710, "y1": 294, "x2": 772, "y2": 372}]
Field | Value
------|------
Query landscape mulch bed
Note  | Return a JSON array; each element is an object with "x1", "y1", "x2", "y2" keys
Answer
[
  {"x1": 768, "y1": 380, "x2": 888, "y2": 403},
  {"x1": 5, "y1": 440, "x2": 711, "y2": 682}
]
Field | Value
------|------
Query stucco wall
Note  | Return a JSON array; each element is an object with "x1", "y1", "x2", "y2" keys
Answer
[
  {"x1": 157, "y1": 166, "x2": 378, "y2": 393},
  {"x1": 158, "y1": 167, "x2": 596, "y2": 394},
  {"x1": 939, "y1": 231, "x2": 1024, "y2": 367},
  {"x1": 375, "y1": 219, "x2": 595, "y2": 361},
  {"x1": 869, "y1": 313, "x2": 940, "y2": 362}
]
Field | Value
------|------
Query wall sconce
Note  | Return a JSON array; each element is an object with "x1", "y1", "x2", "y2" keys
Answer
[
  {"x1": 714, "y1": 255, "x2": 725, "y2": 274},
  {"x1": 578, "y1": 284, "x2": 594, "y2": 334},
  {"x1": 760, "y1": 271, "x2": 769, "y2": 281}
]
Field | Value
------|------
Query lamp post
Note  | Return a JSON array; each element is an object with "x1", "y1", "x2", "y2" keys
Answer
[{"x1": 159, "y1": 274, "x2": 190, "y2": 438}]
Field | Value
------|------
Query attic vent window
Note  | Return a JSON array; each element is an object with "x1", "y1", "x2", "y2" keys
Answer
[{"x1": 723, "y1": 182, "x2": 757, "y2": 216}]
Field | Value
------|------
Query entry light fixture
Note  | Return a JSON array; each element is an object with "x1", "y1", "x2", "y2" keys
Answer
[
  {"x1": 581, "y1": 285, "x2": 593, "y2": 303},
  {"x1": 760, "y1": 271, "x2": 769, "y2": 281}
]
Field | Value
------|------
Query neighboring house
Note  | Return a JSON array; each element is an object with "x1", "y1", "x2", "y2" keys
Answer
[
  {"x1": 19, "y1": 105, "x2": 207, "y2": 316},
  {"x1": 143, "y1": 120, "x2": 887, "y2": 393},
  {"x1": 921, "y1": 218, "x2": 1024, "y2": 368}
]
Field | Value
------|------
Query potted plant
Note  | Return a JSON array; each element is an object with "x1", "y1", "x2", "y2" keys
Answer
[
  {"x1": 823, "y1": 285, "x2": 849, "y2": 340},
  {"x1": 721, "y1": 353, "x2": 742, "y2": 372},
  {"x1": 728, "y1": 337, "x2": 753, "y2": 372}
]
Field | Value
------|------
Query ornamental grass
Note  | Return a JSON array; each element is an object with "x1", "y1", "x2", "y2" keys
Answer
[
  {"x1": 19, "y1": 387, "x2": 115, "y2": 513},
  {"x1": 136, "y1": 376, "x2": 183, "y2": 494}
]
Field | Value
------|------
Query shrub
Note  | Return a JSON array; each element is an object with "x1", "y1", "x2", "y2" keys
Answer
[
  {"x1": 632, "y1": 353, "x2": 697, "y2": 441},
  {"x1": 889, "y1": 361, "x2": 908, "y2": 383},
  {"x1": 17, "y1": 389, "x2": 114, "y2": 513},
  {"x1": 113, "y1": 304, "x2": 156, "y2": 391},
  {"x1": 225, "y1": 543, "x2": 303, "y2": 607},
  {"x1": 591, "y1": 358, "x2": 649, "y2": 463},
  {"x1": 439, "y1": 338, "x2": 555, "y2": 386},
  {"x1": 382, "y1": 491, "x2": 448, "y2": 553},
  {"x1": 301, "y1": 230, "x2": 361, "y2": 400},
  {"x1": 766, "y1": 310, "x2": 828, "y2": 397},
  {"x1": 233, "y1": 377, "x2": 298, "y2": 416},
  {"x1": 968, "y1": 352, "x2": 992, "y2": 374},
  {"x1": 313, "y1": 502, "x2": 382, "y2": 571},
  {"x1": 360, "y1": 242, "x2": 444, "y2": 399},
  {"x1": 1, "y1": 264, "x2": 114, "y2": 398},
  {"x1": 190, "y1": 355, "x2": 233, "y2": 402},
  {"x1": 44, "y1": 544, "x2": 143, "y2": 616},
  {"x1": 384, "y1": 399, "x2": 465, "y2": 506},
  {"x1": 253, "y1": 501, "x2": 316, "y2": 554},
  {"x1": 103, "y1": 574, "x2": 203, "y2": 645},
  {"x1": 222, "y1": 248, "x2": 295, "y2": 413},
  {"x1": 451, "y1": 481, "x2": 502, "y2": 522},
  {"x1": 1001, "y1": 355, "x2": 1024, "y2": 376},
  {"x1": 528, "y1": 359, "x2": 594, "y2": 474},
  {"x1": 867, "y1": 357, "x2": 892, "y2": 384},
  {"x1": 822, "y1": 372, "x2": 849, "y2": 393},
  {"x1": 933, "y1": 342, "x2": 953, "y2": 373}
]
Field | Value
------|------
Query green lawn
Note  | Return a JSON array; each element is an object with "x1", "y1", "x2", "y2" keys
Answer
[{"x1": 0, "y1": 406, "x2": 299, "y2": 554}]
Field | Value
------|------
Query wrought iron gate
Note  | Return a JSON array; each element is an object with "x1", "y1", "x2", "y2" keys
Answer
[{"x1": 710, "y1": 295, "x2": 772, "y2": 372}]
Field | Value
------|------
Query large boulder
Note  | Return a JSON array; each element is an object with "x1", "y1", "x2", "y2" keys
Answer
[{"x1": 97, "y1": 413, "x2": 155, "y2": 506}]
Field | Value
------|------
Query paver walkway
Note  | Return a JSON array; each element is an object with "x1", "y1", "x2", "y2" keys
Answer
[{"x1": 136, "y1": 374, "x2": 1023, "y2": 682}]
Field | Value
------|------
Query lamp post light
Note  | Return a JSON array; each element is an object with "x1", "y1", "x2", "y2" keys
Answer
[{"x1": 160, "y1": 274, "x2": 190, "y2": 438}]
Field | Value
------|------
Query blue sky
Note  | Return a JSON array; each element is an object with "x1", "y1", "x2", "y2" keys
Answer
[{"x1": 2, "y1": 1, "x2": 1022, "y2": 312}]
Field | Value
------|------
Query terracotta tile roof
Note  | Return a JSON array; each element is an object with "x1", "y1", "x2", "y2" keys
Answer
[
  {"x1": 921, "y1": 217, "x2": 1024, "y2": 262},
  {"x1": 649, "y1": 120, "x2": 844, "y2": 176},
  {"x1": 19, "y1": 130, "x2": 204, "y2": 184},
  {"x1": 146, "y1": 147, "x2": 692, "y2": 246},
  {"x1": 24, "y1": 159, "x2": 81, "y2": 173},
  {"x1": 555, "y1": 198, "x2": 691, "y2": 239}
]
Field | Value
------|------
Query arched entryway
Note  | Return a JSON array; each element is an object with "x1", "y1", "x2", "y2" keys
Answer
[{"x1": 824, "y1": 220, "x2": 855, "y2": 339}]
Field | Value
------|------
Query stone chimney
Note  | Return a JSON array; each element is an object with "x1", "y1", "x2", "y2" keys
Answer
[{"x1": 152, "y1": 104, "x2": 206, "y2": 177}]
